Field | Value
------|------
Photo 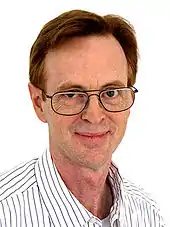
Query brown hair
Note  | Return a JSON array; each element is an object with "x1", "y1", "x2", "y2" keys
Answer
[{"x1": 29, "y1": 9, "x2": 138, "y2": 91}]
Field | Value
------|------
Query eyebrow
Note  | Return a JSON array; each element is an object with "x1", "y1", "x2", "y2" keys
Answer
[{"x1": 56, "y1": 80, "x2": 126, "y2": 91}]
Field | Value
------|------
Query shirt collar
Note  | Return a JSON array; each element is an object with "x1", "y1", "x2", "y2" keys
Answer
[{"x1": 35, "y1": 149, "x2": 124, "y2": 226}]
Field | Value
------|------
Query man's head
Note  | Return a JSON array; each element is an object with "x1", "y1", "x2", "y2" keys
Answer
[{"x1": 28, "y1": 10, "x2": 138, "y2": 170}]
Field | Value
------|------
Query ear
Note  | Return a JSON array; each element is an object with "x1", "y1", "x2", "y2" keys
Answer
[{"x1": 28, "y1": 82, "x2": 47, "y2": 123}]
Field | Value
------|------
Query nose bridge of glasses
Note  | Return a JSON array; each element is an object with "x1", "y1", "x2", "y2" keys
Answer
[
  {"x1": 84, "y1": 92, "x2": 103, "y2": 110},
  {"x1": 88, "y1": 93, "x2": 100, "y2": 98}
]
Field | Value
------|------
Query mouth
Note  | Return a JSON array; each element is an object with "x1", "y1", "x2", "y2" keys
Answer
[
  {"x1": 75, "y1": 131, "x2": 109, "y2": 137},
  {"x1": 74, "y1": 131, "x2": 110, "y2": 143}
]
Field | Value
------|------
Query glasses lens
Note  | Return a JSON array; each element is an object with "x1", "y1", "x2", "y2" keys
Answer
[
  {"x1": 52, "y1": 91, "x2": 87, "y2": 115},
  {"x1": 100, "y1": 88, "x2": 134, "y2": 112}
]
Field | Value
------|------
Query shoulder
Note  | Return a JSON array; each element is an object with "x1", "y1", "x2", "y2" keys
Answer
[
  {"x1": 122, "y1": 178, "x2": 164, "y2": 220},
  {"x1": 121, "y1": 177, "x2": 165, "y2": 225},
  {"x1": 0, "y1": 158, "x2": 38, "y2": 202},
  {"x1": 121, "y1": 177, "x2": 158, "y2": 208}
]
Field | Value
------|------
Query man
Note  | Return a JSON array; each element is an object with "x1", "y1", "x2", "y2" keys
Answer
[{"x1": 0, "y1": 9, "x2": 165, "y2": 227}]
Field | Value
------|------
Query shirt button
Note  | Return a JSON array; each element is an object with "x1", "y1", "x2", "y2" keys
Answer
[
  {"x1": 89, "y1": 217, "x2": 96, "y2": 223},
  {"x1": 88, "y1": 217, "x2": 101, "y2": 226}
]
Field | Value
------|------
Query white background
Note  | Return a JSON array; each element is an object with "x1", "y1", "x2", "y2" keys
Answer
[{"x1": 0, "y1": 0, "x2": 169, "y2": 225}]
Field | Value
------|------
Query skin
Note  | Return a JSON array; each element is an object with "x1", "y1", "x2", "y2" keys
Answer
[{"x1": 28, "y1": 35, "x2": 130, "y2": 219}]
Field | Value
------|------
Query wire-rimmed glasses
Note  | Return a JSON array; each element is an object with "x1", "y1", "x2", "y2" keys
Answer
[{"x1": 41, "y1": 86, "x2": 138, "y2": 116}]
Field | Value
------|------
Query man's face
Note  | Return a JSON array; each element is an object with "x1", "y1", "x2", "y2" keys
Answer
[{"x1": 41, "y1": 35, "x2": 130, "y2": 170}]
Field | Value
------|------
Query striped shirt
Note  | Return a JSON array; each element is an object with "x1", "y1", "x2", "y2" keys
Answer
[{"x1": 0, "y1": 149, "x2": 165, "y2": 227}]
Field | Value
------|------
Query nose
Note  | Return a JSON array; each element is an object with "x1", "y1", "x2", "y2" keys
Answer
[{"x1": 81, "y1": 94, "x2": 105, "y2": 124}]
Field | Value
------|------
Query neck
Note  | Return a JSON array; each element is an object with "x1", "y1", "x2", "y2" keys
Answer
[{"x1": 51, "y1": 152, "x2": 113, "y2": 219}]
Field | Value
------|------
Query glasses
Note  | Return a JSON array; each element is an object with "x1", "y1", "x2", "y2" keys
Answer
[{"x1": 42, "y1": 86, "x2": 138, "y2": 116}]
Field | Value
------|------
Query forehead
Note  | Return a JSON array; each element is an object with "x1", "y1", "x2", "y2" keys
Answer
[{"x1": 44, "y1": 35, "x2": 128, "y2": 92}]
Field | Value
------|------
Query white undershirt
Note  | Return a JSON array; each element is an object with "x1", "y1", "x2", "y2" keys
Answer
[{"x1": 102, "y1": 215, "x2": 111, "y2": 227}]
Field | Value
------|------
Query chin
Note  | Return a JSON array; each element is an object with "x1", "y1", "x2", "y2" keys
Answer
[
  {"x1": 82, "y1": 158, "x2": 111, "y2": 171},
  {"x1": 72, "y1": 145, "x2": 112, "y2": 169}
]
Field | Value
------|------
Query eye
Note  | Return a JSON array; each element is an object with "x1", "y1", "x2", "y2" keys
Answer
[
  {"x1": 64, "y1": 93, "x2": 76, "y2": 98},
  {"x1": 104, "y1": 90, "x2": 119, "y2": 98},
  {"x1": 61, "y1": 92, "x2": 86, "y2": 102}
]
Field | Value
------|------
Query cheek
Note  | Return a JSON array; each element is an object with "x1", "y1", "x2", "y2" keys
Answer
[
  {"x1": 118, "y1": 113, "x2": 129, "y2": 125},
  {"x1": 44, "y1": 102, "x2": 79, "y2": 139},
  {"x1": 50, "y1": 115, "x2": 78, "y2": 135},
  {"x1": 109, "y1": 111, "x2": 129, "y2": 130}
]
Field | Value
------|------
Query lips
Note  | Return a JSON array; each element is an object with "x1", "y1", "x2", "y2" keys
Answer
[
  {"x1": 75, "y1": 132, "x2": 108, "y2": 137},
  {"x1": 74, "y1": 131, "x2": 111, "y2": 148}
]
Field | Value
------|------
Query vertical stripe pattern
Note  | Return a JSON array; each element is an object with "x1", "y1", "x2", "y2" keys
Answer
[{"x1": 0, "y1": 149, "x2": 165, "y2": 227}]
